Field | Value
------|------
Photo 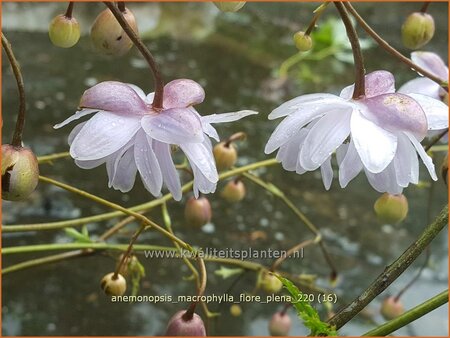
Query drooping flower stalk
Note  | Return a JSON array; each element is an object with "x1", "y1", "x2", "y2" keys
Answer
[
  {"x1": 420, "y1": 1, "x2": 431, "y2": 13},
  {"x1": 2, "y1": 33, "x2": 26, "y2": 147},
  {"x1": 334, "y1": 2, "x2": 365, "y2": 99},
  {"x1": 344, "y1": 2, "x2": 448, "y2": 90},
  {"x1": 64, "y1": 2, "x2": 74, "y2": 19},
  {"x1": 103, "y1": 2, "x2": 165, "y2": 109}
]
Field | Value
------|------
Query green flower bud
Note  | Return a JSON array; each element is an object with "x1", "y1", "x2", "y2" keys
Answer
[
  {"x1": 221, "y1": 179, "x2": 246, "y2": 203},
  {"x1": 2, "y1": 145, "x2": 39, "y2": 201},
  {"x1": 260, "y1": 272, "x2": 283, "y2": 294},
  {"x1": 293, "y1": 31, "x2": 313, "y2": 52},
  {"x1": 268, "y1": 312, "x2": 292, "y2": 336},
  {"x1": 184, "y1": 196, "x2": 212, "y2": 228},
  {"x1": 380, "y1": 296, "x2": 404, "y2": 320},
  {"x1": 213, "y1": 142, "x2": 237, "y2": 171},
  {"x1": 401, "y1": 12, "x2": 435, "y2": 50},
  {"x1": 100, "y1": 272, "x2": 127, "y2": 296},
  {"x1": 374, "y1": 193, "x2": 409, "y2": 224},
  {"x1": 90, "y1": 8, "x2": 138, "y2": 56},
  {"x1": 214, "y1": 2, "x2": 246, "y2": 12},
  {"x1": 230, "y1": 304, "x2": 243, "y2": 317},
  {"x1": 48, "y1": 14, "x2": 80, "y2": 48}
]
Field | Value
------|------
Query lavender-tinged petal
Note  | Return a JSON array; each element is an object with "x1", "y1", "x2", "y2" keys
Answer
[
  {"x1": 351, "y1": 110, "x2": 397, "y2": 173},
  {"x1": 405, "y1": 132, "x2": 438, "y2": 180},
  {"x1": 339, "y1": 140, "x2": 363, "y2": 188},
  {"x1": 126, "y1": 83, "x2": 147, "y2": 101},
  {"x1": 202, "y1": 122, "x2": 220, "y2": 142},
  {"x1": 191, "y1": 165, "x2": 217, "y2": 197},
  {"x1": 398, "y1": 77, "x2": 441, "y2": 99},
  {"x1": 109, "y1": 146, "x2": 137, "y2": 193},
  {"x1": 320, "y1": 156, "x2": 333, "y2": 190},
  {"x1": 68, "y1": 122, "x2": 87, "y2": 146},
  {"x1": 411, "y1": 51, "x2": 449, "y2": 80},
  {"x1": 407, "y1": 93, "x2": 449, "y2": 130},
  {"x1": 276, "y1": 129, "x2": 308, "y2": 171},
  {"x1": 79, "y1": 81, "x2": 147, "y2": 116},
  {"x1": 335, "y1": 143, "x2": 348, "y2": 166},
  {"x1": 107, "y1": 139, "x2": 135, "y2": 187},
  {"x1": 394, "y1": 133, "x2": 419, "y2": 187},
  {"x1": 268, "y1": 93, "x2": 345, "y2": 120},
  {"x1": 134, "y1": 131, "x2": 163, "y2": 196},
  {"x1": 75, "y1": 157, "x2": 108, "y2": 169},
  {"x1": 153, "y1": 141, "x2": 182, "y2": 201},
  {"x1": 70, "y1": 111, "x2": 141, "y2": 161},
  {"x1": 180, "y1": 141, "x2": 218, "y2": 183},
  {"x1": 365, "y1": 163, "x2": 403, "y2": 195},
  {"x1": 202, "y1": 110, "x2": 258, "y2": 124},
  {"x1": 300, "y1": 109, "x2": 352, "y2": 170},
  {"x1": 265, "y1": 106, "x2": 340, "y2": 154},
  {"x1": 54, "y1": 109, "x2": 99, "y2": 129},
  {"x1": 141, "y1": 108, "x2": 204, "y2": 144},
  {"x1": 340, "y1": 70, "x2": 396, "y2": 99},
  {"x1": 360, "y1": 93, "x2": 428, "y2": 140},
  {"x1": 163, "y1": 79, "x2": 205, "y2": 109}
]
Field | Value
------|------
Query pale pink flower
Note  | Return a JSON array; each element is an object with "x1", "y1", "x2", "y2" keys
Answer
[
  {"x1": 55, "y1": 79, "x2": 257, "y2": 200},
  {"x1": 265, "y1": 70, "x2": 448, "y2": 193}
]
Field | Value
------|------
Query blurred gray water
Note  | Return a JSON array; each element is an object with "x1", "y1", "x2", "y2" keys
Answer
[{"x1": 2, "y1": 2, "x2": 448, "y2": 336}]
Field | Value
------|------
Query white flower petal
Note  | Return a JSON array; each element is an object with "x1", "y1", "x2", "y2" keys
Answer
[
  {"x1": 320, "y1": 156, "x2": 333, "y2": 190},
  {"x1": 75, "y1": 157, "x2": 108, "y2": 169},
  {"x1": 408, "y1": 93, "x2": 449, "y2": 130},
  {"x1": 153, "y1": 140, "x2": 182, "y2": 201},
  {"x1": 394, "y1": 133, "x2": 419, "y2": 187},
  {"x1": 411, "y1": 51, "x2": 449, "y2": 80},
  {"x1": 201, "y1": 110, "x2": 258, "y2": 124},
  {"x1": 202, "y1": 122, "x2": 220, "y2": 142},
  {"x1": 134, "y1": 131, "x2": 163, "y2": 196},
  {"x1": 181, "y1": 141, "x2": 218, "y2": 183},
  {"x1": 276, "y1": 129, "x2": 308, "y2": 171},
  {"x1": 339, "y1": 140, "x2": 363, "y2": 188},
  {"x1": 141, "y1": 108, "x2": 204, "y2": 144},
  {"x1": 54, "y1": 109, "x2": 99, "y2": 129},
  {"x1": 191, "y1": 165, "x2": 217, "y2": 198},
  {"x1": 351, "y1": 110, "x2": 397, "y2": 173},
  {"x1": 268, "y1": 93, "x2": 344, "y2": 120},
  {"x1": 109, "y1": 146, "x2": 137, "y2": 193},
  {"x1": 68, "y1": 122, "x2": 87, "y2": 146},
  {"x1": 405, "y1": 132, "x2": 438, "y2": 180},
  {"x1": 70, "y1": 111, "x2": 141, "y2": 161},
  {"x1": 300, "y1": 109, "x2": 352, "y2": 170},
  {"x1": 398, "y1": 77, "x2": 441, "y2": 100},
  {"x1": 365, "y1": 163, "x2": 403, "y2": 195}
]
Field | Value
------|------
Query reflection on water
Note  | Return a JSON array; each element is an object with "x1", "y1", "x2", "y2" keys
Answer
[{"x1": 2, "y1": 2, "x2": 448, "y2": 336}]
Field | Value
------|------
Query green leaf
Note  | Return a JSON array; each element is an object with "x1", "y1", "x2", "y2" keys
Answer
[
  {"x1": 64, "y1": 227, "x2": 92, "y2": 243},
  {"x1": 274, "y1": 274, "x2": 338, "y2": 336},
  {"x1": 214, "y1": 266, "x2": 244, "y2": 279}
]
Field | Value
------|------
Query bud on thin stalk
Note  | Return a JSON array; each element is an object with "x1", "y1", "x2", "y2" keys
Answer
[{"x1": 214, "y1": 2, "x2": 246, "y2": 12}]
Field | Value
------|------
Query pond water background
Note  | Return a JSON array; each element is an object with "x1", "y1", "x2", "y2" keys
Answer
[{"x1": 2, "y1": 2, "x2": 449, "y2": 336}]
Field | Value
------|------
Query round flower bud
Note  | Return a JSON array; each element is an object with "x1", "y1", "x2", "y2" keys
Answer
[
  {"x1": 100, "y1": 272, "x2": 127, "y2": 296},
  {"x1": 293, "y1": 31, "x2": 313, "y2": 52},
  {"x1": 48, "y1": 14, "x2": 80, "y2": 48},
  {"x1": 374, "y1": 193, "x2": 409, "y2": 224},
  {"x1": 213, "y1": 142, "x2": 237, "y2": 170},
  {"x1": 268, "y1": 312, "x2": 292, "y2": 336},
  {"x1": 380, "y1": 296, "x2": 405, "y2": 320},
  {"x1": 441, "y1": 153, "x2": 448, "y2": 185},
  {"x1": 2, "y1": 145, "x2": 39, "y2": 201},
  {"x1": 184, "y1": 196, "x2": 212, "y2": 228},
  {"x1": 401, "y1": 12, "x2": 435, "y2": 50},
  {"x1": 260, "y1": 272, "x2": 283, "y2": 294},
  {"x1": 214, "y1": 2, "x2": 246, "y2": 12},
  {"x1": 165, "y1": 310, "x2": 206, "y2": 336},
  {"x1": 222, "y1": 179, "x2": 246, "y2": 203},
  {"x1": 90, "y1": 8, "x2": 138, "y2": 56},
  {"x1": 230, "y1": 304, "x2": 243, "y2": 317}
]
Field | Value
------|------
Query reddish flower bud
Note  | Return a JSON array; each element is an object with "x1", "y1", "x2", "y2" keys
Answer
[
  {"x1": 213, "y1": 142, "x2": 237, "y2": 170},
  {"x1": 221, "y1": 179, "x2": 246, "y2": 202},
  {"x1": 165, "y1": 310, "x2": 206, "y2": 336},
  {"x1": 184, "y1": 196, "x2": 212, "y2": 228},
  {"x1": 380, "y1": 296, "x2": 405, "y2": 320},
  {"x1": 268, "y1": 312, "x2": 292, "y2": 336}
]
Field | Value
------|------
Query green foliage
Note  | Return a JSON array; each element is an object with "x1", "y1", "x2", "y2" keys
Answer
[
  {"x1": 214, "y1": 266, "x2": 244, "y2": 279},
  {"x1": 130, "y1": 258, "x2": 146, "y2": 297},
  {"x1": 275, "y1": 274, "x2": 338, "y2": 336},
  {"x1": 64, "y1": 226, "x2": 92, "y2": 243}
]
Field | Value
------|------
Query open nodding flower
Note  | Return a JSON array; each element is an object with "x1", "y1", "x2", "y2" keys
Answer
[
  {"x1": 265, "y1": 70, "x2": 448, "y2": 193},
  {"x1": 54, "y1": 79, "x2": 257, "y2": 200}
]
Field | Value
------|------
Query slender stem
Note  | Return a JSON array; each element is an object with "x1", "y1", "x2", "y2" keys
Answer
[
  {"x1": 420, "y1": 2, "x2": 431, "y2": 13},
  {"x1": 328, "y1": 205, "x2": 448, "y2": 329},
  {"x1": 305, "y1": 2, "x2": 329, "y2": 35},
  {"x1": 424, "y1": 129, "x2": 448, "y2": 151},
  {"x1": 334, "y1": 2, "x2": 365, "y2": 99},
  {"x1": 363, "y1": 290, "x2": 448, "y2": 336},
  {"x1": 224, "y1": 132, "x2": 246, "y2": 147},
  {"x1": 271, "y1": 238, "x2": 317, "y2": 271},
  {"x1": 344, "y1": 2, "x2": 448, "y2": 89},
  {"x1": 38, "y1": 175, "x2": 193, "y2": 251},
  {"x1": 99, "y1": 215, "x2": 137, "y2": 241},
  {"x1": 103, "y1": 2, "x2": 164, "y2": 109},
  {"x1": 2, "y1": 33, "x2": 27, "y2": 146},
  {"x1": 64, "y1": 2, "x2": 74, "y2": 19},
  {"x1": 113, "y1": 224, "x2": 145, "y2": 279},
  {"x1": 3, "y1": 159, "x2": 279, "y2": 232},
  {"x1": 37, "y1": 152, "x2": 70, "y2": 164},
  {"x1": 117, "y1": 1, "x2": 126, "y2": 12}
]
